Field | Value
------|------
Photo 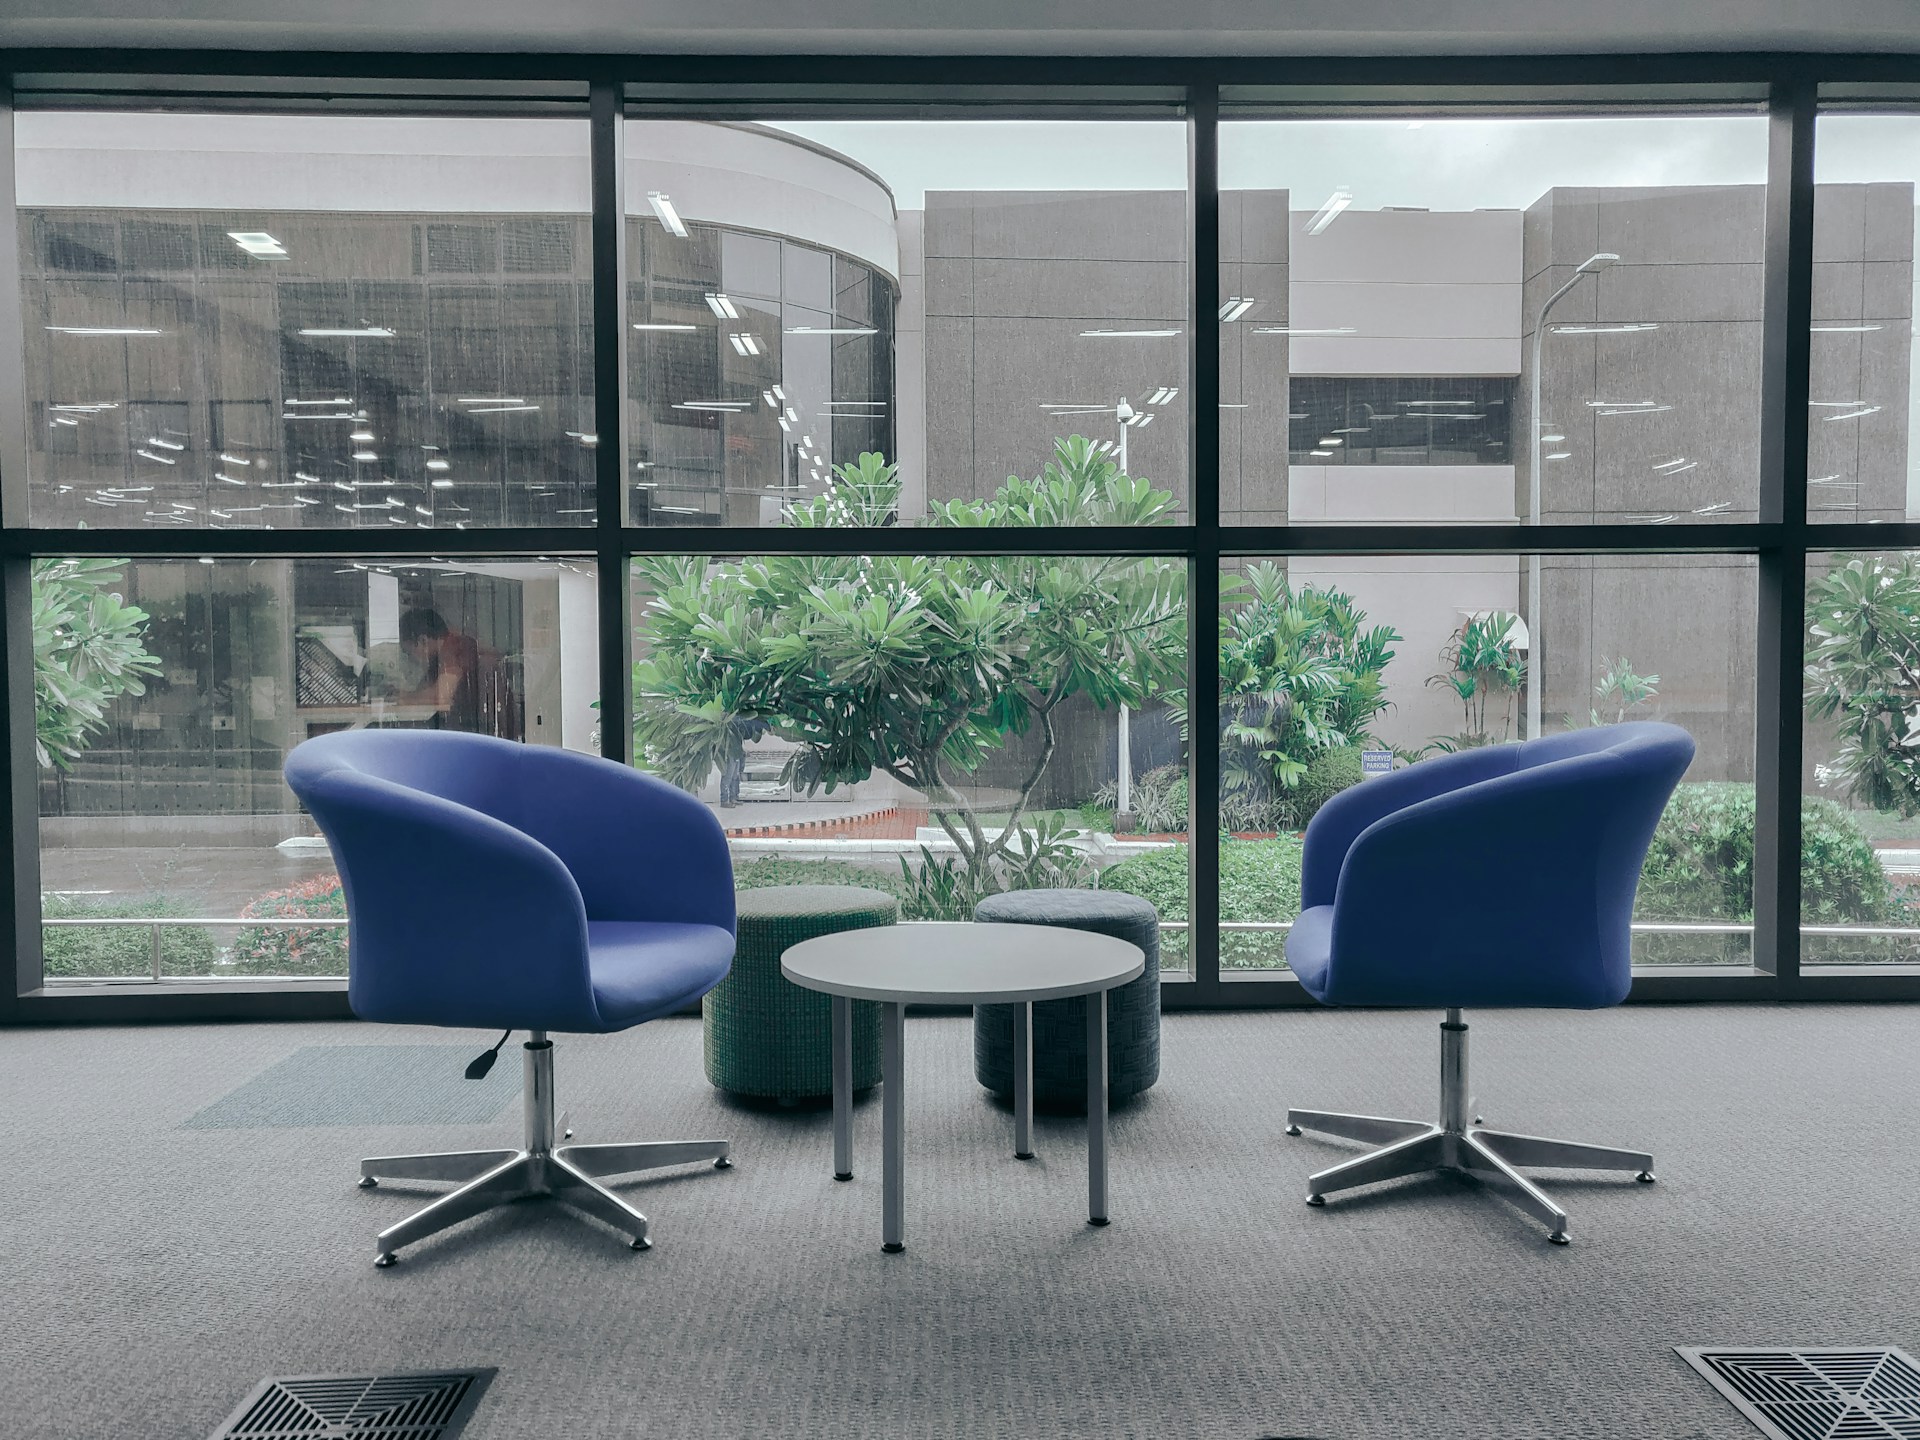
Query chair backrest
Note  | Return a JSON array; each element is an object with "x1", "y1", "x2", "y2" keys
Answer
[
  {"x1": 285, "y1": 731, "x2": 602, "y2": 1030},
  {"x1": 1322, "y1": 721, "x2": 1695, "y2": 1008}
]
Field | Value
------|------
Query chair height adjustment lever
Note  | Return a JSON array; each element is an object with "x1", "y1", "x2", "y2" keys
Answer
[{"x1": 464, "y1": 1030, "x2": 513, "y2": 1080}]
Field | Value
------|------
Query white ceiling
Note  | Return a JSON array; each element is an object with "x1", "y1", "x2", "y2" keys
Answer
[{"x1": 1, "y1": 0, "x2": 1916, "y2": 57}]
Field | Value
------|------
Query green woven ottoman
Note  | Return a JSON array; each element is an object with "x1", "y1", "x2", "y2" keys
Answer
[{"x1": 705, "y1": 885, "x2": 897, "y2": 1102}]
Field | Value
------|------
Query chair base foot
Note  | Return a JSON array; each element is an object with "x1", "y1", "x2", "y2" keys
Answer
[
  {"x1": 361, "y1": 1136, "x2": 730, "y2": 1265},
  {"x1": 882, "y1": 1242, "x2": 905, "y2": 1254},
  {"x1": 1285, "y1": 1013, "x2": 1654, "y2": 1244}
]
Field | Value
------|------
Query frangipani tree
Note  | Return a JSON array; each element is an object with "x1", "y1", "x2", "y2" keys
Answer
[
  {"x1": 632, "y1": 440, "x2": 1187, "y2": 898},
  {"x1": 31, "y1": 558, "x2": 161, "y2": 770}
]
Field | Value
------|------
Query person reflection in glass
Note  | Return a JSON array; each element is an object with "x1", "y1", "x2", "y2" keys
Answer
[
  {"x1": 718, "y1": 714, "x2": 770, "y2": 808},
  {"x1": 397, "y1": 607, "x2": 482, "y2": 732}
]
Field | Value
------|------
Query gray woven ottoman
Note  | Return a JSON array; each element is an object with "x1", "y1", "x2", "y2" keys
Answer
[
  {"x1": 972, "y1": 889, "x2": 1161, "y2": 1110},
  {"x1": 705, "y1": 885, "x2": 897, "y2": 1102}
]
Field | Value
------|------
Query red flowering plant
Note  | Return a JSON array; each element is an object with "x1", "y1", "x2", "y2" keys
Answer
[{"x1": 229, "y1": 874, "x2": 349, "y2": 976}]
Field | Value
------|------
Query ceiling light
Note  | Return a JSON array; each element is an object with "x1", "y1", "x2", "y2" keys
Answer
[
  {"x1": 647, "y1": 191, "x2": 688, "y2": 238},
  {"x1": 1812, "y1": 323, "x2": 1884, "y2": 333},
  {"x1": 46, "y1": 325, "x2": 161, "y2": 336},
  {"x1": 1250, "y1": 326, "x2": 1356, "y2": 336},
  {"x1": 674, "y1": 400, "x2": 750, "y2": 412},
  {"x1": 219, "y1": 453, "x2": 252, "y2": 466},
  {"x1": 135, "y1": 448, "x2": 177, "y2": 466},
  {"x1": 1540, "y1": 433, "x2": 1566, "y2": 443},
  {"x1": 785, "y1": 326, "x2": 876, "y2": 336},
  {"x1": 1309, "y1": 449, "x2": 1333, "y2": 457},
  {"x1": 1219, "y1": 298, "x2": 1255, "y2": 322},
  {"x1": 633, "y1": 322, "x2": 698, "y2": 332},
  {"x1": 298, "y1": 326, "x2": 395, "y2": 338},
  {"x1": 1305, "y1": 188, "x2": 1353, "y2": 236},
  {"x1": 704, "y1": 293, "x2": 739, "y2": 320},
  {"x1": 352, "y1": 450, "x2": 378, "y2": 462},
  {"x1": 771, "y1": 385, "x2": 786, "y2": 401},
  {"x1": 1079, "y1": 329, "x2": 1181, "y2": 338},
  {"x1": 426, "y1": 458, "x2": 450, "y2": 472},
  {"x1": 729, "y1": 333, "x2": 761, "y2": 356},
  {"x1": 1551, "y1": 322, "x2": 1658, "y2": 335},
  {"x1": 464, "y1": 404, "x2": 541, "y2": 414},
  {"x1": 457, "y1": 396, "x2": 524, "y2": 405},
  {"x1": 228, "y1": 231, "x2": 287, "y2": 257},
  {"x1": 431, "y1": 478, "x2": 454, "y2": 489},
  {"x1": 285, "y1": 397, "x2": 352, "y2": 406},
  {"x1": 216, "y1": 473, "x2": 247, "y2": 486},
  {"x1": 349, "y1": 429, "x2": 375, "y2": 442},
  {"x1": 1824, "y1": 405, "x2": 1883, "y2": 421},
  {"x1": 1546, "y1": 451, "x2": 1572, "y2": 460}
]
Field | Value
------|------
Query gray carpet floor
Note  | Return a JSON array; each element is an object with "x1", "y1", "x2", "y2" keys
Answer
[{"x1": 3, "y1": 1003, "x2": 1917, "y2": 1440}]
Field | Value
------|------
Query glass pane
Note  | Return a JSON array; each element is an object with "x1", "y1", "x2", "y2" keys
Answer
[
  {"x1": 630, "y1": 541, "x2": 1190, "y2": 968},
  {"x1": 625, "y1": 118, "x2": 1189, "y2": 526},
  {"x1": 36, "y1": 556, "x2": 598, "y2": 983},
  {"x1": 1217, "y1": 553, "x2": 1754, "y2": 973},
  {"x1": 16, "y1": 112, "x2": 595, "y2": 529},
  {"x1": 1807, "y1": 114, "x2": 1917, "y2": 522},
  {"x1": 1220, "y1": 112, "x2": 1770, "y2": 526},
  {"x1": 1802, "y1": 550, "x2": 1920, "y2": 964}
]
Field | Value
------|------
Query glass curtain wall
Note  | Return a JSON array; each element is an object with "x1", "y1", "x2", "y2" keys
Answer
[{"x1": 6, "y1": 71, "x2": 1920, "y2": 1007}]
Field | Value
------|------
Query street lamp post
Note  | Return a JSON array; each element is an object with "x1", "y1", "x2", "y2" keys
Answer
[
  {"x1": 1114, "y1": 396, "x2": 1136, "y2": 820},
  {"x1": 1526, "y1": 251, "x2": 1618, "y2": 741}
]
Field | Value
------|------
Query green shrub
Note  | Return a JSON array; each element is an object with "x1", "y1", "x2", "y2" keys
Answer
[
  {"x1": 41, "y1": 892, "x2": 219, "y2": 979},
  {"x1": 1289, "y1": 746, "x2": 1363, "y2": 829},
  {"x1": 229, "y1": 875, "x2": 350, "y2": 976},
  {"x1": 1636, "y1": 781, "x2": 1915, "y2": 963},
  {"x1": 1098, "y1": 836, "x2": 1302, "y2": 969},
  {"x1": 733, "y1": 855, "x2": 907, "y2": 898}
]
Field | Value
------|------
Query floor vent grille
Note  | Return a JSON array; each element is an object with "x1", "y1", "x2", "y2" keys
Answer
[
  {"x1": 209, "y1": 1369, "x2": 494, "y2": 1440},
  {"x1": 1678, "y1": 1347, "x2": 1920, "y2": 1440}
]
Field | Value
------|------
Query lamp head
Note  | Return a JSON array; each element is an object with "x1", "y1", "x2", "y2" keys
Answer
[
  {"x1": 1115, "y1": 399, "x2": 1136, "y2": 422},
  {"x1": 1576, "y1": 252, "x2": 1620, "y2": 274}
]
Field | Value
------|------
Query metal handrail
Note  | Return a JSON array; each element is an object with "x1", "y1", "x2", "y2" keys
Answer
[{"x1": 43, "y1": 914, "x2": 347, "y2": 983}]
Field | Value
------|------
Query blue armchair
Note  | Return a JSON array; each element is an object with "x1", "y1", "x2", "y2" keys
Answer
[
  {"x1": 1282, "y1": 721, "x2": 1694, "y2": 1244},
  {"x1": 285, "y1": 730, "x2": 737, "y2": 1267}
]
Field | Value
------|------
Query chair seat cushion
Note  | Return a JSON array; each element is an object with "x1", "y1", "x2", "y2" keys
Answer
[
  {"x1": 588, "y1": 921, "x2": 735, "y2": 1030},
  {"x1": 1285, "y1": 906, "x2": 1335, "y2": 1001}
]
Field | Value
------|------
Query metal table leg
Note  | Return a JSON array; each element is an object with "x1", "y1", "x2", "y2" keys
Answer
[
  {"x1": 882, "y1": 1000, "x2": 905, "y2": 1253},
  {"x1": 832, "y1": 995, "x2": 853, "y2": 1181},
  {"x1": 1087, "y1": 987, "x2": 1109, "y2": 1226},
  {"x1": 1013, "y1": 1001, "x2": 1034, "y2": 1160}
]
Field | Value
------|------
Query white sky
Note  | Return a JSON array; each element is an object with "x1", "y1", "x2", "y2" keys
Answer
[{"x1": 774, "y1": 114, "x2": 1920, "y2": 212}]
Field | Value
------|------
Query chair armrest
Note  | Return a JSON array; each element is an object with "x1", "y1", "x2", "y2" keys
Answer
[
  {"x1": 505, "y1": 748, "x2": 737, "y2": 933},
  {"x1": 310, "y1": 770, "x2": 603, "y2": 1031},
  {"x1": 1300, "y1": 745, "x2": 1526, "y2": 908},
  {"x1": 1323, "y1": 752, "x2": 1650, "y2": 1008}
]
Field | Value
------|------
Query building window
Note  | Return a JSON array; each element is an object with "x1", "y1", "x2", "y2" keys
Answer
[{"x1": 1287, "y1": 376, "x2": 1515, "y2": 466}]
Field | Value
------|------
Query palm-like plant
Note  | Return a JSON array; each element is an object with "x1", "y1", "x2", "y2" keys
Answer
[
  {"x1": 1216, "y1": 562, "x2": 1400, "y2": 824},
  {"x1": 1805, "y1": 552, "x2": 1920, "y2": 814},
  {"x1": 1426, "y1": 610, "x2": 1527, "y2": 750}
]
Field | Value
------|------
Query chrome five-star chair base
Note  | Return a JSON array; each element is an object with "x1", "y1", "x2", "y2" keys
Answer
[
  {"x1": 358, "y1": 1034, "x2": 731, "y2": 1267},
  {"x1": 1285, "y1": 1010, "x2": 1654, "y2": 1246}
]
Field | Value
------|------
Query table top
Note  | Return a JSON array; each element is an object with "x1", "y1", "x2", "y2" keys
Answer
[{"x1": 780, "y1": 921, "x2": 1144, "y2": 1004}]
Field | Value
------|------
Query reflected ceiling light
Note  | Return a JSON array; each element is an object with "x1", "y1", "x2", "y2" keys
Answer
[
  {"x1": 1546, "y1": 451, "x2": 1572, "y2": 460},
  {"x1": 228, "y1": 231, "x2": 287, "y2": 257},
  {"x1": 294, "y1": 471, "x2": 320, "y2": 483},
  {"x1": 46, "y1": 325, "x2": 162, "y2": 336},
  {"x1": 1309, "y1": 449, "x2": 1333, "y2": 457},
  {"x1": 633, "y1": 322, "x2": 698, "y2": 332},
  {"x1": 134, "y1": 448, "x2": 177, "y2": 465},
  {"x1": 566, "y1": 431, "x2": 599, "y2": 445},
  {"x1": 50, "y1": 415, "x2": 79, "y2": 427},
  {"x1": 762, "y1": 391, "x2": 777, "y2": 407},
  {"x1": 1304, "y1": 188, "x2": 1353, "y2": 236},
  {"x1": 674, "y1": 400, "x2": 750, "y2": 411},
  {"x1": 1551, "y1": 322, "x2": 1657, "y2": 335},
  {"x1": 285, "y1": 397, "x2": 352, "y2": 406},
  {"x1": 1812, "y1": 323, "x2": 1884, "y2": 332},
  {"x1": 785, "y1": 325, "x2": 877, "y2": 336},
  {"x1": 299, "y1": 326, "x2": 395, "y2": 338},
  {"x1": 1540, "y1": 433, "x2": 1566, "y2": 443},
  {"x1": 771, "y1": 384, "x2": 786, "y2": 400},
  {"x1": 465, "y1": 404, "x2": 541, "y2": 414},
  {"x1": 352, "y1": 450, "x2": 379, "y2": 462},
  {"x1": 704, "y1": 293, "x2": 740, "y2": 320},
  {"x1": 457, "y1": 396, "x2": 524, "y2": 405},
  {"x1": 426, "y1": 458, "x2": 451, "y2": 472},
  {"x1": 216, "y1": 473, "x2": 247, "y2": 486},
  {"x1": 1218, "y1": 298, "x2": 1255, "y2": 322},
  {"x1": 728, "y1": 333, "x2": 761, "y2": 356},
  {"x1": 1146, "y1": 387, "x2": 1180, "y2": 405},
  {"x1": 1318, "y1": 437, "x2": 1343, "y2": 446},
  {"x1": 1136, "y1": 414, "x2": 1155, "y2": 428},
  {"x1": 777, "y1": 417, "x2": 791, "y2": 431},
  {"x1": 1079, "y1": 328, "x2": 1180, "y2": 338},
  {"x1": 1809, "y1": 400, "x2": 1863, "y2": 406},
  {"x1": 784, "y1": 406, "x2": 798, "y2": 421},
  {"x1": 50, "y1": 402, "x2": 118, "y2": 412},
  {"x1": 431, "y1": 478, "x2": 455, "y2": 489},
  {"x1": 349, "y1": 429, "x2": 375, "y2": 442},
  {"x1": 219, "y1": 453, "x2": 252, "y2": 466},
  {"x1": 1651, "y1": 457, "x2": 1692, "y2": 472},
  {"x1": 647, "y1": 191, "x2": 688, "y2": 238},
  {"x1": 1586, "y1": 399, "x2": 1658, "y2": 409},
  {"x1": 1250, "y1": 326, "x2": 1356, "y2": 336},
  {"x1": 1824, "y1": 405, "x2": 1883, "y2": 421}
]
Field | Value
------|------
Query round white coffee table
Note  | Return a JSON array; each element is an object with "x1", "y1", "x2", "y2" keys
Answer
[{"x1": 781, "y1": 920, "x2": 1144, "y2": 1253}]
